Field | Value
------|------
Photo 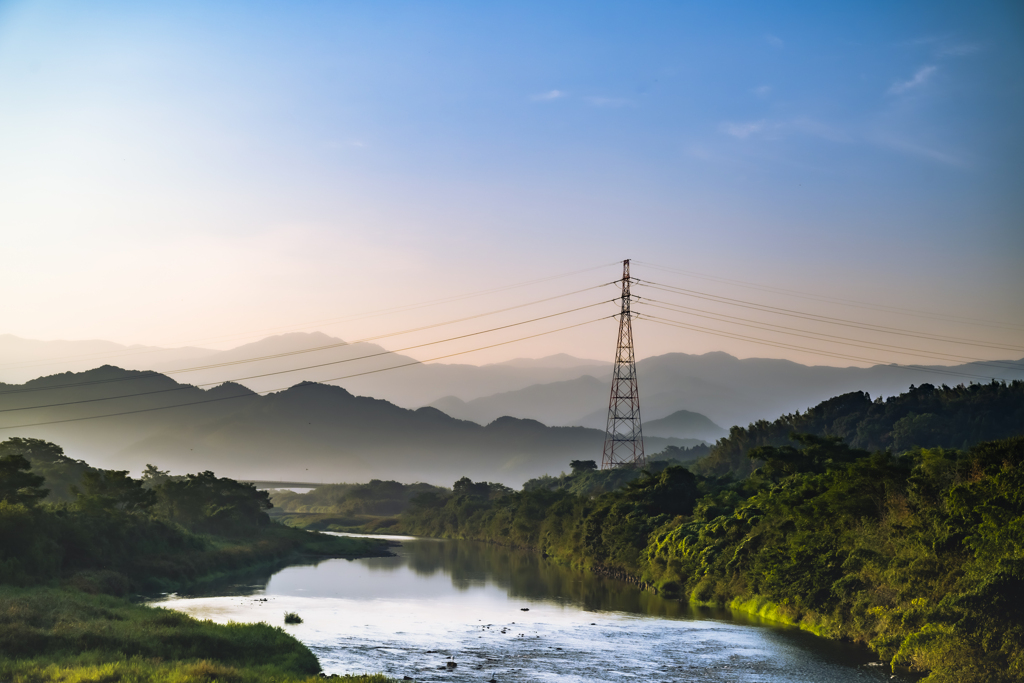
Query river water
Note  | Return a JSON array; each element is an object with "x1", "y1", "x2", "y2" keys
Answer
[{"x1": 156, "y1": 534, "x2": 903, "y2": 682}]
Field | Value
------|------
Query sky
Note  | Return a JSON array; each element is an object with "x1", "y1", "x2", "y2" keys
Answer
[{"x1": 1, "y1": 0, "x2": 1022, "y2": 369}]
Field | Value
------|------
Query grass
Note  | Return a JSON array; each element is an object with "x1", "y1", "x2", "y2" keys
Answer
[
  {"x1": 0, "y1": 586, "x2": 398, "y2": 683},
  {"x1": 283, "y1": 612, "x2": 303, "y2": 625},
  {"x1": 0, "y1": 660, "x2": 397, "y2": 683}
]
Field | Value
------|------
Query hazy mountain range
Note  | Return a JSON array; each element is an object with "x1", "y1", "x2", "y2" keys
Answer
[
  {"x1": 0, "y1": 366, "x2": 697, "y2": 486},
  {"x1": 3, "y1": 332, "x2": 1022, "y2": 435}
]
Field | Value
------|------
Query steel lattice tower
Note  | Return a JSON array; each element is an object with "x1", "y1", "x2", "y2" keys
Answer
[{"x1": 601, "y1": 259, "x2": 645, "y2": 469}]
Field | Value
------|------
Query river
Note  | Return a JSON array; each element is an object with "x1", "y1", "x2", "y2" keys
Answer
[{"x1": 156, "y1": 534, "x2": 905, "y2": 682}]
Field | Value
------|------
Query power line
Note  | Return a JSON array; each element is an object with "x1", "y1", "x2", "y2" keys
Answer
[
  {"x1": 167, "y1": 285, "x2": 614, "y2": 375},
  {"x1": 0, "y1": 301, "x2": 617, "y2": 413},
  {"x1": 0, "y1": 316, "x2": 613, "y2": 430},
  {"x1": 635, "y1": 280, "x2": 1024, "y2": 354},
  {"x1": 0, "y1": 262, "x2": 621, "y2": 371},
  {"x1": 637, "y1": 313, "x2": 1018, "y2": 384},
  {"x1": 0, "y1": 284, "x2": 615, "y2": 396},
  {"x1": 636, "y1": 299, "x2": 1024, "y2": 372},
  {"x1": 634, "y1": 260, "x2": 1024, "y2": 333}
]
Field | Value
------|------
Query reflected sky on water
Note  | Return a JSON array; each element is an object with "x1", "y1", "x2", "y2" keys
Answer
[{"x1": 156, "y1": 535, "x2": 906, "y2": 682}]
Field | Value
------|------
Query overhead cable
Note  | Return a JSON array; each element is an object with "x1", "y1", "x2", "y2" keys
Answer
[
  {"x1": 0, "y1": 261, "x2": 622, "y2": 371},
  {"x1": 0, "y1": 316, "x2": 613, "y2": 430},
  {"x1": 637, "y1": 313, "x2": 1017, "y2": 384},
  {"x1": 634, "y1": 260, "x2": 1024, "y2": 333},
  {"x1": 636, "y1": 299, "x2": 1024, "y2": 373},
  {"x1": 636, "y1": 280, "x2": 1024, "y2": 353},
  {"x1": 0, "y1": 284, "x2": 615, "y2": 396},
  {"x1": 0, "y1": 301, "x2": 617, "y2": 413}
]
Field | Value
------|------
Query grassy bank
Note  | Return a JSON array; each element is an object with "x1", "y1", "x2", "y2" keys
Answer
[
  {"x1": 0, "y1": 519, "x2": 398, "y2": 682},
  {"x1": 0, "y1": 586, "x2": 395, "y2": 683},
  {"x1": 0, "y1": 438, "x2": 399, "y2": 681}
]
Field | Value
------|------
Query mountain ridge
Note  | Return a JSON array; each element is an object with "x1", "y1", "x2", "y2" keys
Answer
[
  {"x1": 0, "y1": 366, "x2": 697, "y2": 487},
  {"x1": 4, "y1": 332, "x2": 1023, "y2": 432}
]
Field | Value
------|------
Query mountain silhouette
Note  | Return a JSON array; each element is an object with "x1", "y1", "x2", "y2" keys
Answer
[
  {"x1": 642, "y1": 410, "x2": 727, "y2": 441},
  {"x1": 3, "y1": 334, "x2": 1022, "y2": 432},
  {"x1": 0, "y1": 366, "x2": 696, "y2": 486}
]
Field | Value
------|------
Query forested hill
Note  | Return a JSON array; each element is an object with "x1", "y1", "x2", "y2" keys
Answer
[
  {"x1": 0, "y1": 366, "x2": 695, "y2": 486},
  {"x1": 694, "y1": 381, "x2": 1024, "y2": 478}
]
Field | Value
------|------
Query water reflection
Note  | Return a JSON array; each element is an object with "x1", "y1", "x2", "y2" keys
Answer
[
  {"x1": 157, "y1": 535, "x2": 904, "y2": 682},
  {"x1": 378, "y1": 537, "x2": 715, "y2": 620}
]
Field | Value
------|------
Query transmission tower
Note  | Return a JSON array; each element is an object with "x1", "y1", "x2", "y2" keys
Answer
[{"x1": 601, "y1": 259, "x2": 645, "y2": 469}]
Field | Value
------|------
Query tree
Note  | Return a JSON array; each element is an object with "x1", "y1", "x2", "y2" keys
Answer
[
  {"x1": 748, "y1": 433, "x2": 867, "y2": 483},
  {"x1": 73, "y1": 469, "x2": 156, "y2": 514},
  {"x1": 570, "y1": 460, "x2": 598, "y2": 474},
  {"x1": 0, "y1": 437, "x2": 92, "y2": 502},
  {"x1": 0, "y1": 453, "x2": 47, "y2": 506},
  {"x1": 156, "y1": 471, "x2": 272, "y2": 535},
  {"x1": 140, "y1": 464, "x2": 173, "y2": 488},
  {"x1": 452, "y1": 477, "x2": 512, "y2": 500}
]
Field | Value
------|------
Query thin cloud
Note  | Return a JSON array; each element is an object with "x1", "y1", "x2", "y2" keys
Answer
[
  {"x1": 940, "y1": 43, "x2": 981, "y2": 57},
  {"x1": 718, "y1": 118, "x2": 848, "y2": 143},
  {"x1": 719, "y1": 120, "x2": 768, "y2": 139},
  {"x1": 531, "y1": 90, "x2": 565, "y2": 101},
  {"x1": 888, "y1": 65, "x2": 936, "y2": 94},
  {"x1": 765, "y1": 34, "x2": 784, "y2": 48},
  {"x1": 587, "y1": 96, "x2": 632, "y2": 107},
  {"x1": 752, "y1": 85, "x2": 771, "y2": 97},
  {"x1": 873, "y1": 135, "x2": 966, "y2": 168}
]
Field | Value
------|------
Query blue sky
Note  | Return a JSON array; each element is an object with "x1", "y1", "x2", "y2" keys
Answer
[{"x1": 1, "y1": 1, "x2": 1021, "y2": 365}]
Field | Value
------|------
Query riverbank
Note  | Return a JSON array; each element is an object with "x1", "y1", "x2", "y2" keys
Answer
[
  {"x1": 158, "y1": 532, "x2": 904, "y2": 682},
  {"x1": 0, "y1": 437, "x2": 401, "y2": 681},
  {"x1": 0, "y1": 528, "x2": 400, "y2": 682},
  {"x1": 0, "y1": 585, "x2": 398, "y2": 683},
  {"x1": 392, "y1": 437, "x2": 1024, "y2": 682}
]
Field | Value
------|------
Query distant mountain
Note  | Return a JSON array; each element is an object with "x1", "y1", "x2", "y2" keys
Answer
[
  {"x1": 430, "y1": 352, "x2": 1024, "y2": 431},
  {"x1": 486, "y1": 354, "x2": 610, "y2": 369},
  {"x1": 5, "y1": 333, "x2": 1022, "y2": 434},
  {"x1": 0, "y1": 334, "x2": 215, "y2": 384},
  {"x1": 0, "y1": 333, "x2": 613, "y2": 408},
  {"x1": 0, "y1": 366, "x2": 696, "y2": 487},
  {"x1": 643, "y1": 410, "x2": 727, "y2": 441},
  {"x1": 430, "y1": 375, "x2": 608, "y2": 426}
]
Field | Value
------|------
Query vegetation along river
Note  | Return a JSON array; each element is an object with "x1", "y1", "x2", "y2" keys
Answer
[{"x1": 156, "y1": 533, "x2": 909, "y2": 682}]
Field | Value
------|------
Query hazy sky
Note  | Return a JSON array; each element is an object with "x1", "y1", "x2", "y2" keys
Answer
[{"x1": 1, "y1": 1, "x2": 1022, "y2": 369}]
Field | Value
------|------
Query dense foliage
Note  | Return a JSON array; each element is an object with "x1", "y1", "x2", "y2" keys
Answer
[
  {"x1": 695, "y1": 380, "x2": 1024, "y2": 477},
  {"x1": 270, "y1": 479, "x2": 450, "y2": 532},
  {"x1": 521, "y1": 456, "x2": 687, "y2": 497},
  {"x1": 0, "y1": 437, "x2": 380, "y2": 588},
  {"x1": 0, "y1": 438, "x2": 394, "y2": 682},
  {"x1": 271, "y1": 479, "x2": 447, "y2": 517},
  {"x1": 400, "y1": 435, "x2": 1024, "y2": 682}
]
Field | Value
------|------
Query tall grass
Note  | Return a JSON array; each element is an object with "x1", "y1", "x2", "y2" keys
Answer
[{"x1": 0, "y1": 586, "x2": 397, "y2": 682}]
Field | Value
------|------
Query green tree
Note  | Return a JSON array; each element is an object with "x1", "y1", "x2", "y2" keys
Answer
[
  {"x1": 0, "y1": 453, "x2": 47, "y2": 506},
  {"x1": 0, "y1": 437, "x2": 93, "y2": 502},
  {"x1": 156, "y1": 471, "x2": 272, "y2": 535},
  {"x1": 73, "y1": 469, "x2": 156, "y2": 514},
  {"x1": 570, "y1": 460, "x2": 598, "y2": 474},
  {"x1": 140, "y1": 464, "x2": 172, "y2": 488}
]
